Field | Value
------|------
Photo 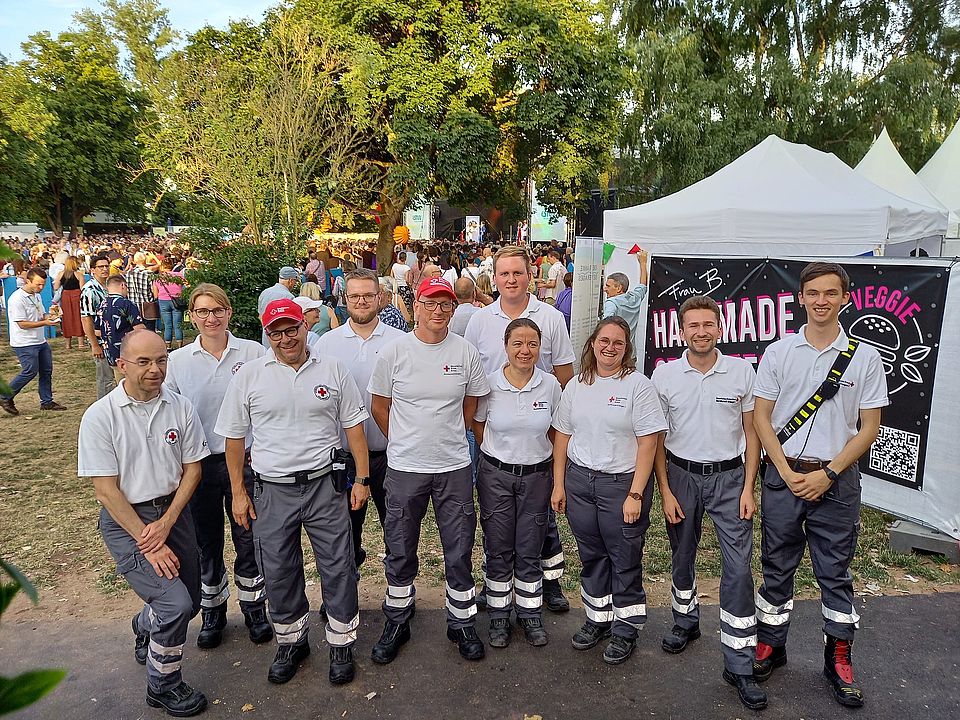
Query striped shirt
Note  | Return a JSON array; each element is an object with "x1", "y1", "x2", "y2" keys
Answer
[{"x1": 80, "y1": 279, "x2": 107, "y2": 318}]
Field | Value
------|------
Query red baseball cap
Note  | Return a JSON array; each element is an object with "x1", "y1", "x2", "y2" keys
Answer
[
  {"x1": 417, "y1": 277, "x2": 456, "y2": 300},
  {"x1": 261, "y1": 298, "x2": 304, "y2": 328}
]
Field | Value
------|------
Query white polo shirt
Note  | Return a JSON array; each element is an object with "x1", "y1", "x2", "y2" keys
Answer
[
  {"x1": 651, "y1": 350, "x2": 756, "y2": 463},
  {"x1": 368, "y1": 330, "x2": 489, "y2": 473},
  {"x1": 315, "y1": 319, "x2": 405, "y2": 452},
  {"x1": 474, "y1": 367, "x2": 561, "y2": 465},
  {"x1": 552, "y1": 371, "x2": 667, "y2": 474},
  {"x1": 165, "y1": 332, "x2": 266, "y2": 454},
  {"x1": 754, "y1": 325, "x2": 888, "y2": 461},
  {"x1": 78, "y1": 384, "x2": 210, "y2": 504},
  {"x1": 463, "y1": 294, "x2": 575, "y2": 376},
  {"x1": 7, "y1": 288, "x2": 46, "y2": 347},
  {"x1": 215, "y1": 350, "x2": 368, "y2": 476}
]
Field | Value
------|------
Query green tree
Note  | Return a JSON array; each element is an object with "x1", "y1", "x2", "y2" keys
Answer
[
  {"x1": 298, "y1": 0, "x2": 627, "y2": 269},
  {"x1": 14, "y1": 19, "x2": 155, "y2": 235},
  {"x1": 0, "y1": 62, "x2": 52, "y2": 222},
  {"x1": 616, "y1": 1, "x2": 960, "y2": 202}
]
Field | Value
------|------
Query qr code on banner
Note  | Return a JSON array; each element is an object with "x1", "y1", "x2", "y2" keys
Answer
[{"x1": 869, "y1": 425, "x2": 920, "y2": 483}]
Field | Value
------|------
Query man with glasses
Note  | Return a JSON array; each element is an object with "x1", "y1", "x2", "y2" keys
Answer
[
  {"x1": 1, "y1": 268, "x2": 67, "y2": 415},
  {"x1": 79, "y1": 329, "x2": 210, "y2": 717},
  {"x1": 316, "y1": 269, "x2": 405, "y2": 569},
  {"x1": 216, "y1": 298, "x2": 371, "y2": 687},
  {"x1": 166, "y1": 284, "x2": 271, "y2": 652},
  {"x1": 257, "y1": 266, "x2": 299, "y2": 346},
  {"x1": 368, "y1": 277, "x2": 490, "y2": 664},
  {"x1": 81, "y1": 252, "x2": 116, "y2": 398}
]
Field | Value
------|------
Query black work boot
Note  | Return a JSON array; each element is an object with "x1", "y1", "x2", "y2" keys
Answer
[
  {"x1": 488, "y1": 617, "x2": 512, "y2": 648},
  {"x1": 571, "y1": 621, "x2": 612, "y2": 651},
  {"x1": 371, "y1": 621, "x2": 410, "y2": 665},
  {"x1": 753, "y1": 641, "x2": 787, "y2": 682},
  {"x1": 146, "y1": 681, "x2": 208, "y2": 717},
  {"x1": 267, "y1": 640, "x2": 311, "y2": 684},
  {"x1": 243, "y1": 606, "x2": 274, "y2": 644},
  {"x1": 661, "y1": 624, "x2": 701, "y2": 654},
  {"x1": 196, "y1": 604, "x2": 227, "y2": 649},
  {"x1": 518, "y1": 617, "x2": 548, "y2": 647},
  {"x1": 542, "y1": 578, "x2": 570, "y2": 613},
  {"x1": 329, "y1": 645, "x2": 355, "y2": 685},
  {"x1": 723, "y1": 669, "x2": 768, "y2": 710},
  {"x1": 447, "y1": 626, "x2": 485, "y2": 660},
  {"x1": 824, "y1": 635, "x2": 864, "y2": 708},
  {"x1": 132, "y1": 614, "x2": 149, "y2": 666},
  {"x1": 602, "y1": 635, "x2": 637, "y2": 665}
]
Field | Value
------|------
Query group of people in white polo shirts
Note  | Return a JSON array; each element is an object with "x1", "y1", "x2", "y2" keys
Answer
[{"x1": 78, "y1": 248, "x2": 886, "y2": 717}]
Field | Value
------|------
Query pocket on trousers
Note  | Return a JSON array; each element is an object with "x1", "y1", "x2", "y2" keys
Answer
[
  {"x1": 385, "y1": 503, "x2": 407, "y2": 557},
  {"x1": 761, "y1": 464, "x2": 787, "y2": 490},
  {"x1": 459, "y1": 501, "x2": 477, "y2": 548},
  {"x1": 620, "y1": 524, "x2": 646, "y2": 567},
  {"x1": 531, "y1": 512, "x2": 548, "y2": 527}
]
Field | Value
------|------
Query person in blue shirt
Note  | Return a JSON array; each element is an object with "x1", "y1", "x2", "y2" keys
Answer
[
  {"x1": 95, "y1": 275, "x2": 144, "y2": 369},
  {"x1": 602, "y1": 249, "x2": 648, "y2": 357}
]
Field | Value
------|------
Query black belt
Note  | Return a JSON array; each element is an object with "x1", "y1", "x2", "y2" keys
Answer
[
  {"x1": 254, "y1": 465, "x2": 332, "y2": 485},
  {"x1": 349, "y1": 449, "x2": 386, "y2": 459},
  {"x1": 132, "y1": 491, "x2": 176, "y2": 508},
  {"x1": 667, "y1": 451, "x2": 742, "y2": 475},
  {"x1": 481, "y1": 451, "x2": 551, "y2": 477}
]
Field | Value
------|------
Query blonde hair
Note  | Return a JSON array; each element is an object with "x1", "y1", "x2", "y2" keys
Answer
[
  {"x1": 300, "y1": 281, "x2": 323, "y2": 301},
  {"x1": 189, "y1": 283, "x2": 232, "y2": 312},
  {"x1": 492, "y1": 245, "x2": 532, "y2": 274},
  {"x1": 476, "y1": 273, "x2": 493, "y2": 296}
]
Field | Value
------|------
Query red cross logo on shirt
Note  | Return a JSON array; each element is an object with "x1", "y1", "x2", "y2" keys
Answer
[
  {"x1": 314, "y1": 384, "x2": 330, "y2": 400},
  {"x1": 609, "y1": 396, "x2": 615, "y2": 403},
  {"x1": 164, "y1": 428, "x2": 180, "y2": 445},
  {"x1": 443, "y1": 365, "x2": 450, "y2": 372}
]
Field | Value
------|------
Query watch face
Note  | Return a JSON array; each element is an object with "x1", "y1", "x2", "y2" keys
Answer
[{"x1": 628, "y1": 492, "x2": 641, "y2": 500}]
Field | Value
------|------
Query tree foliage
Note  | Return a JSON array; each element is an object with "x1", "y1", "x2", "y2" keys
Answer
[{"x1": 616, "y1": 1, "x2": 960, "y2": 202}]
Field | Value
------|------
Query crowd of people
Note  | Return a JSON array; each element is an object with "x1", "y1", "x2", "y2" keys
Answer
[{"x1": 64, "y1": 240, "x2": 889, "y2": 718}]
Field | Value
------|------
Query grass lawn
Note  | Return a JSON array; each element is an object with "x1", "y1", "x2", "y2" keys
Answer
[{"x1": 1, "y1": 334, "x2": 957, "y2": 605}]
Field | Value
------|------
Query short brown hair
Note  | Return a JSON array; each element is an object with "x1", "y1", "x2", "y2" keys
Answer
[
  {"x1": 678, "y1": 295, "x2": 721, "y2": 326},
  {"x1": 492, "y1": 245, "x2": 532, "y2": 274},
  {"x1": 504, "y1": 317, "x2": 541, "y2": 346},
  {"x1": 799, "y1": 262, "x2": 850, "y2": 294},
  {"x1": 189, "y1": 283, "x2": 232, "y2": 312}
]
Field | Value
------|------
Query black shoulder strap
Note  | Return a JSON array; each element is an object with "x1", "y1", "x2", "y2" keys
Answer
[{"x1": 775, "y1": 338, "x2": 860, "y2": 445}]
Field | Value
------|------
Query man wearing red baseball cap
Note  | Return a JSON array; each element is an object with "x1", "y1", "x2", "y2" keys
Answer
[
  {"x1": 215, "y1": 297, "x2": 371, "y2": 687},
  {"x1": 368, "y1": 276, "x2": 490, "y2": 663}
]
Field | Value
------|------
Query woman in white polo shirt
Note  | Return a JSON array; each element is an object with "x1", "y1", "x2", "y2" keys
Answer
[
  {"x1": 473, "y1": 318, "x2": 561, "y2": 649},
  {"x1": 552, "y1": 316, "x2": 667, "y2": 666}
]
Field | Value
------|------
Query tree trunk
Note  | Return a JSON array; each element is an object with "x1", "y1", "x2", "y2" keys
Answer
[{"x1": 376, "y1": 191, "x2": 406, "y2": 276}]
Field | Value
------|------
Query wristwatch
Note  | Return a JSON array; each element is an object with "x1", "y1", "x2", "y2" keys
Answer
[
  {"x1": 824, "y1": 467, "x2": 839, "y2": 483},
  {"x1": 354, "y1": 476, "x2": 370, "y2": 486},
  {"x1": 627, "y1": 491, "x2": 641, "y2": 501}
]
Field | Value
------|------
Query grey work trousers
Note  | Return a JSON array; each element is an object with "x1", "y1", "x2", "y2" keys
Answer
[
  {"x1": 382, "y1": 465, "x2": 477, "y2": 629},
  {"x1": 565, "y1": 461, "x2": 652, "y2": 641},
  {"x1": 95, "y1": 355, "x2": 116, "y2": 399},
  {"x1": 100, "y1": 502, "x2": 200, "y2": 692},
  {"x1": 476, "y1": 457, "x2": 551, "y2": 619},
  {"x1": 190, "y1": 454, "x2": 265, "y2": 614},
  {"x1": 348, "y1": 451, "x2": 389, "y2": 566},
  {"x1": 757, "y1": 464, "x2": 862, "y2": 646},
  {"x1": 665, "y1": 461, "x2": 756, "y2": 675},
  {"x1": 252, "y1": 476, "x2": 359, "y2": 648}
]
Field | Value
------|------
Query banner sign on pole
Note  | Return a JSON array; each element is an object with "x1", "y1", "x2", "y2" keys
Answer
[
  {"x1": 645, "y1": 257, "x2": 948, "y2": 491},
  {"x1": 569, "y1": 237, "x2": 605, "y2": 372}
]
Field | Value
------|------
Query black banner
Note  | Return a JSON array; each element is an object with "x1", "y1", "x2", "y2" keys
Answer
[{"x1": 645, "y1": 257, "x2": 948, "y2": 490}]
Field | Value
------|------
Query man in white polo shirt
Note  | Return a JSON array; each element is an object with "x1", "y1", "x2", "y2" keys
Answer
[
  {"x1": 752, "y1": 262, "x2": 887, "y2": 708},
  {"x1": 78, "y1": 329, "x2": 209, "y2": 718},
  {"x1": 1, "y1": 267, "x2": 66, "y2": 415},
  {"x1": 216, "y1": 298, "x2": 371, "y2": 687},
  {"x1": 464, "y1": 245, "x2": 574, "y2": 611},
  {"x1": 316, "y1": 268, "x2": 405, "y2": 568},
  {"x1": 368, "y1": 276, "x2": 490, "y2": 664},
  {"x1": 651, "y1": 295, "x2": 765, "y2": 711}
]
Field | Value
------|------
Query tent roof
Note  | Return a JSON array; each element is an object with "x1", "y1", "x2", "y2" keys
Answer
[
  {"x1": 604, "y1": 135, "x2": 948, "y2": 256},
  {"x1": 918, "y1": 120, "x2": 960, "y2": 238},
  {"x1": 855, "y1": 127, "x2": 948, "y2": 211}
]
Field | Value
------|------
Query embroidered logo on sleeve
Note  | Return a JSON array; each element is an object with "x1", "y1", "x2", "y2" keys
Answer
[{"x1": 164, "y1": 428, "x2": 181, "y2": 445}]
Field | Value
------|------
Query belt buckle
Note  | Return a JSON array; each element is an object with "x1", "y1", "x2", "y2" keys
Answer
[
  {"x1": 702, "y1": 462, "x2": 714, "y2": 475},
  {"x1": 509, "y1": 463, "x2": 523, "y2": 476}
]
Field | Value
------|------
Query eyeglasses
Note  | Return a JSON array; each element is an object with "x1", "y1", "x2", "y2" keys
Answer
[
  {"x1": 265, "y1": 323, "x2": 303, "y2": 340},
  {"x1": 121, "y1": 357, "x2": 168, "y2": 369},
  {"x1": 94, "y1": 264, "x2": 111, "y2": 270},
  {"x1": 346, "y1": 293, "x2": 379, "y2": 304},
  {"x1": 418, "y1": 299, "x2": 456, "y2": 312},
  {"x1": 192, "y1": 307, "x2": 228, "y2": 319}
]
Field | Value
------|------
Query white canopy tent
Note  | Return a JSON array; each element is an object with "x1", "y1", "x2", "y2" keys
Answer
[
  {"x1": 918, "y1": 119, "x2": 960, "y2": 241},
  {"x1": 604, "y1": 135, "x2": 948, "y2": 257},
  {"x1": 854, "y1": 127, "x2": 948, "y2": 256}
]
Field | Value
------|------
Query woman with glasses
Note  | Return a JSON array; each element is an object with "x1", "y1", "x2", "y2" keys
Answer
[
  {"x1": 551, "y1": 316, "x2": 667, "y2": 666},
  {"x1": 164, "y1": 284, "x2": 273, "y2": 652},
  {"x1": 473, "y1": 318, "x2": 561, "y2": 649},
  {"x1": 299, "y1": 281, "x2": 340, "y2": 338}
]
